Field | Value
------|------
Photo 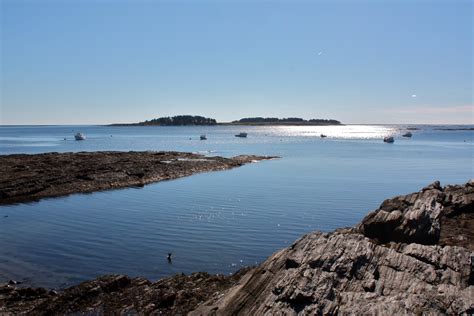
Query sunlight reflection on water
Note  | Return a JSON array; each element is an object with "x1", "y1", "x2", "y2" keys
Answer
[{"x1": 266, "y1": 125, "x2": 398, "y2": 139}]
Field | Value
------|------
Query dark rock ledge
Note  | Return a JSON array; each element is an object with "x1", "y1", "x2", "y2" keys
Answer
[
  {"x1": 1, "y1": 181, "x2": 473, "y2": 315},
  {"x1": 0, "y1": 151, "x2": 277, "y2": 205}
]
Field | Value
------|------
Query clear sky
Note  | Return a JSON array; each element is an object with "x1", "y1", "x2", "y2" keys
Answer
[{"x1": 1, "y1": 0, "x2": 472, "y2": 125}]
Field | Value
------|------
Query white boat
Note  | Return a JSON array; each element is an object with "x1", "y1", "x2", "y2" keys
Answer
[
  {"x1": 383, "y1": 136, "x2": 394, "y2": 143},
  {"x1": 74, "y1": 133, "x2": 86, "y2": 141},
  {"x1": 402, "y1": 132, "x2": 412, "y2": 137},
  {"x1": 200, "y1": 134, "x2": 207, "y2": 140},
  {"x1": 235, "y1": 132, "x2": 248, "y2": 138}
]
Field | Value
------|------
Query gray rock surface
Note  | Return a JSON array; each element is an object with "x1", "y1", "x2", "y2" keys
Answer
[
  {"x1": 358, "y1": 180, "x2": 474, "y2": 249},
  {"x1": 192, "y1": 181, "x2": 473, "y2": 315}
]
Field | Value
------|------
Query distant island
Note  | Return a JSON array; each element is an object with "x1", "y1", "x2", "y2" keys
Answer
[
  {"x1": 111, "y1": 116, "x2": 342, "y2": 126},
  {"x1": 111, "y1": 115, "x2": 217, "y2": 126},
  {"x1": 227, "y1": 117, "x2": 342, "y2": 126},
  {"x1": 433, "y1": 127, "x2": 474, "y2": 131}
]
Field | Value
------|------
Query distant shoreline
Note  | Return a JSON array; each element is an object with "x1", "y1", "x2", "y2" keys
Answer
[
  {"x1": 218, "y1": 122, "x2": 344, "y2": 126},
  {"x1": 110, "y1": 122, "x2": 344, "y2": 127},
  {"x1": 107, "y1": 123, "x2": 474, "y2": 128},
  {"x1": 108, "y1": 115, "x2": 342, "y2": 127},
  {"x1": 433, "y1": 127, "x2": 474, "y2": 131},
  {"x1": 1, "y1": 123, "x2": 473, "y2": 128}
]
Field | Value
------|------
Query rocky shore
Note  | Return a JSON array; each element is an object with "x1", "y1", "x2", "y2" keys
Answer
[
  {"x1": 1, "y1": 181, "x2": 472, "y2": 315},
  {"x1": 194, "y1": 180, "x2": 473, "y2": 315},
  {"x1": 0, "y1": 151, "x2": 276, "y2": 205}
]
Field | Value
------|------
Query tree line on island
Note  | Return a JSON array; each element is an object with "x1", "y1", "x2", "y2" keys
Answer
[
  {"x1": 136, "y1": 115, "x2": 217, "y2": 126},
  {"x1": 112, "y1": 115, "x2": 341, "y2": 126},
  {"x1": 232, "y1": 117, "x2": 341, "y2": 125}
]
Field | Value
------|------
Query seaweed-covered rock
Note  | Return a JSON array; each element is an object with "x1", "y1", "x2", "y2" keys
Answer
[
  {"x1": 0, "y1": 151, "x2": 277, "y2": 205},
  {"x1": 0, "y1": 270, "x2": 250, "y2": 315}
]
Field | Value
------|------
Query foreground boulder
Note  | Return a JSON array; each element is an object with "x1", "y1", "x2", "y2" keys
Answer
[
  {"x1": 358, "y1": 180, "x2": 474, "y2": 249},
  {"x1": 1, "y1": 181, "x2": 472, "y2": 314}
]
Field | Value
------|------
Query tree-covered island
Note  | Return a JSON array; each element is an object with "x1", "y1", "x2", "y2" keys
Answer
[
  {"x1": 111, "y1": 116, "x2": 341, "y2": 126},
  {"x1": 228, "y1": 117, "x2": 342, "y2": 125},
  {"x1": 111, "y1": 115, "x2": 217, "y2": 126}
]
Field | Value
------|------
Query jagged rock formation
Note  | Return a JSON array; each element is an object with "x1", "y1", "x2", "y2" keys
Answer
[
  {"x1": 192, "y1": 181, "x2": 473, "y2": 315},
  {"x1": 359, "y1": 181, "x2": 474, "y2": 249},
  {"x1": 1, "y1": 181, "x2": 472, "y2": 314}
]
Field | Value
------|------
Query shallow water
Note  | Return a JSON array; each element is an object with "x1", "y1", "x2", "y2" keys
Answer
[{"x1": 0, "y1": 125, "x2": 473, "y2": 288}]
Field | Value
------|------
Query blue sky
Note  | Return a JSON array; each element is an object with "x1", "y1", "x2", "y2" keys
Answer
[{"x1": 1, "y1": 0, "x2": 472, "y2": 125}]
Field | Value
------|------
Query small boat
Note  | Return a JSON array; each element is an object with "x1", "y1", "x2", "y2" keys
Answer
[
  {"x1": 402, "y1": 132, "x2": 412, "y2": 137},
  {"x1": 235, "y1": 132, "x2": 248, "y2": 138},
  {"x1": 200, "y1": 135, "x2": 207, "y2": 140},
  {"x1": 383, "y1": 136, "x2": 394, "y2": 143},
  {"x1": 74, "y1": 133, "x2": 86, "y2": 141},
  {"x1": 320, "y1": 134, "x2": 327, "y2": 138}
]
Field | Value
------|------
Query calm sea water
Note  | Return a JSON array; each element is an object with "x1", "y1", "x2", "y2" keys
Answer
[{"x1": 0, "y1": 125, "x2": 473, "y2": 288}]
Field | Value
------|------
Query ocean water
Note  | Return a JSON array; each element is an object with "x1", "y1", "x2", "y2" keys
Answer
[{"x1": 0, "y1": 125, "x2": 473, "y2": 288}]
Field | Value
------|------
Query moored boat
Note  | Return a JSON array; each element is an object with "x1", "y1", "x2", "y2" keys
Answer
[
  {"x1": 383, "y1": 136, "x2": 394, "y2": 143},
  {"x1": 200, "y1": 135, "x2": 207, "y2": 140},
  {"x1": 402, "y1": 132, "x2": 412, "y2": 137},
  {"x1": 74, "y1": 133, "x2": 86, "y2": 141},
  {"x1": 235, "y1": 132, "x2": 248, "y2": 138}
]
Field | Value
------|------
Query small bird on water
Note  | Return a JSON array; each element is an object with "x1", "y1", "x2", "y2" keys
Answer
[{"x1": 167, "y1": 253, "x2": 172, "y2": 263}]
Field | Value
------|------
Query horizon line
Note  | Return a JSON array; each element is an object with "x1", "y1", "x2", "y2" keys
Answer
[{"x1": 1, "y1": 122, "x2": 473, "y2": 127}]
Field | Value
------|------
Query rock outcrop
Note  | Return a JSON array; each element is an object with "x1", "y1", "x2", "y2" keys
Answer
[
  {"x1": 1, "y1": 181, "x2": 472, "y2": 314},
  {"x1": 192, "y1": 181, "x2": 473, "y2": 315},
  {"x1": 0, "y1": 151, "x2": 277, "y2": 205},
  {"x1": 0, "y1": 270, "x2": 250, "y2": 315},
  {"x1": 358, "y1": 180, "x2": 474, "y2": 249}
]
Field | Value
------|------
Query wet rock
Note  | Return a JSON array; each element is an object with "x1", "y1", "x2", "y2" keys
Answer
[
  {"x1": 100, "y1": 275, "x2": 130, "y2": 293},
  {"x1": 17, "y1": 287, "x2": 47, "y2": 298},
  {"x1": 0, "y1": 151, "x2": 277, "y2": 205},
  {"x1": 0, "y1": 269, "x2": 252, "y2": 315},
  {"x1": 0, "y1": 284, "x2": 14, "y2": 294}
]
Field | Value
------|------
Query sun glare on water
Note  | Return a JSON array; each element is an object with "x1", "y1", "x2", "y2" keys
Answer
[{"x1": 266, "y1": 125, "x2": 399, "y2": 139}]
